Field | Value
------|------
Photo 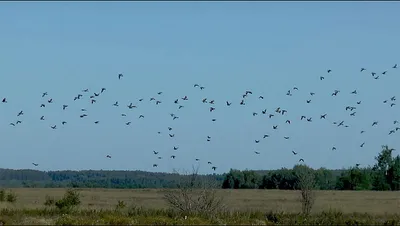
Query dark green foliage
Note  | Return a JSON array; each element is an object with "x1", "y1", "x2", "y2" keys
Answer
[{"x1": 55, "y1": 189, "x2": 81, "y2": 210}]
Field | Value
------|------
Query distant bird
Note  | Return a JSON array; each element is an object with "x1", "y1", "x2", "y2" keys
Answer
[
  {"x1": 171, "y1": 155, "x2": 176, "y2": 159},
  {"x1": 153, "y1": 151, "x2": 159, "y2": 155},
  {"x1": 42, "y1": 92, "x2": 48, "y2": 97},
  {"x1": 393, "y1": 64, "x2": 398, "y2": 69},
  {"x1": 62, "y1": 121, "x2": 67, "y2": 125},
  {"x1": 360, "y1": 68, "x2": 366, "y2": 72},
  {"x1": 210, "y1": 107, "x2": 215, "y2": 112},
  {"x1": 254, "y1": 151, "x2": 260, "y2": 155},
  {"x1": 360, "y1": 142, "x2": 365, "y2": 148},
  {"x1": 255, "y1": 140, "x2": 260, "y2": 143},
  {"x1": 51, "y1": 125, "x2": 57, "y2": 129},
  {"x1": 94, "y1": 121, "x2": 99, "y2": 124},
  {"x1": 118, "y1": 73, "x2": 123, "y2": 79},
  {"x1": 32, "y1": 163, "x2": 38, "y2": 167},
  {"x1": 48, "y1": 99, "x2": 53, "y2": 103},
  {"x1": 284, "y1": 136, "x2": 289, "y2": 140},
  {"x1": 126, "y1": 122, "x2": 131, "y2": 125},
  {"x1": 139, "y1": 115, "x2": 144, "y2": 119},
  {"x1": 299, "y1": 159, "x2": 304, "y2": 162},
  {"x1": 263, "y1": 134, "x2": 269, "y2": 138},
  {"x1": 208, "y1": 161, "x2": 212, "y2": 165},
  {"x1": 113, "y1": 101, "x2": 119, "y2": 107},
  {"x1": 372, "y1": 121, "x2": 378, "y2": 126},
  {"x1": 17, "y1": 111, "x2": 23, "y2": 116},
  {"x1": 351, "y1": 90, "x2": 357, "y2": 94},
  {"x1": 320, "y1": 114, "x2": 327, "y2": 119},
  {"x1": 40, "y1": 116, "x2": 45, "y2": 120},
  {"x1": 212, "y1": 166, "x2": 217, "y2": 171},
  {"x1": 226, "y1": 101, "x2": 232, "y2": 106},
  {"x1": 173, "y1": 146, "x2": 179, "y2": 150},
  {"x1": 332, "y1": 147, "x2": 337, "y2": 151},
  {"x1": 327, "y1": 69, "x2": 332, "y2": 73},
  {"x1": 106, "y1": 155, "x2": 111, "y2": 158},
  {"x1": 292, "y1": 150, "x2": 297, "y2": 155},
  {"x1": 40, "y1": 104, "x2": 45, "y2": 107},
  {"x1": 153, "y1": 164, "x2": 158, "y2": 167},
  {"x1": 259, "y1": 96, "x2": 264, "y2": 99},
  {"x1": 101, "y1": 88, "x2": 106, "y2": 93},
  {"x1": 63, "y1": 105, "x2": 68, "y2": 110},
  {"x1": 320, "y1": 76, "x2": 324, "y2": 80}
]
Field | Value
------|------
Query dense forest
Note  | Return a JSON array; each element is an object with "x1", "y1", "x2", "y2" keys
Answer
[{"x1": 1, "y1": 146, "x2": 399, "y2": 191}]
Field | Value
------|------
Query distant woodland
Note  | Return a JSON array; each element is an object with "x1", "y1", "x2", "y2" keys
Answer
[{"x1": 1, "y1": 146, "x2": 400, "y2": 191}]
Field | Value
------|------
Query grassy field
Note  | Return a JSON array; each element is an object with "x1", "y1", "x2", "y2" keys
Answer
[{"x1": 1, "y1": 188, "x2": 400, "y2": 225}]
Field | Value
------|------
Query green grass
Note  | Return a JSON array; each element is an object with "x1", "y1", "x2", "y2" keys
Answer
[{"x1": 1, "y1": 188, "x2": 400, "y2": 225}]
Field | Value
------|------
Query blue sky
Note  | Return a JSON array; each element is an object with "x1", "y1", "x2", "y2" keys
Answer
[{"x1": 0, "y1": 2, "x2": 399, "y2": 174}]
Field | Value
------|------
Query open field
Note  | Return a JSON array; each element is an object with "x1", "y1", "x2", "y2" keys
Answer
[
  {"x1": 1, "y1": 188, "x2": 400, "y2": 213},
  {"x1": 1, "y1": 188, "x2": 400, "y2": 225}
]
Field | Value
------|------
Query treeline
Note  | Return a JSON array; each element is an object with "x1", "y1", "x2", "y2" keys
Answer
[
  {"x1": 0, "y1": 145, "x2": 399, "y2": 190},
  {"x1": 0, "y1": 169, "x2": 225, "y2": 189},
  {"x1": 222, "y1": 145, "x2": 400, "y2": 191}
]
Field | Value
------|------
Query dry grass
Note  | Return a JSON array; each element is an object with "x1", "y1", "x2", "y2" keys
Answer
[{"x1": 3, "y1": 188, "x2": 400, "y2": 214}]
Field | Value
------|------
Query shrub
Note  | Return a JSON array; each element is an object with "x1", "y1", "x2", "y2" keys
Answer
[
  {"x1": 6, "y1": 191, "x2": 17, "y2": 203},
  {"x1": 0, "y1": 189, "x2": 5, "y2": 202},
  {"x1": 55, "y1": 188, "x2": 81, "y2": 210},
  {"x1": 44, "y1": 195, "x2": 56, "y2": 206}
]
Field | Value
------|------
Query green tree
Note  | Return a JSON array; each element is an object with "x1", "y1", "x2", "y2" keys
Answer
[{"x1": 372, "y1": 145, "x2": 394, "y2": 190}]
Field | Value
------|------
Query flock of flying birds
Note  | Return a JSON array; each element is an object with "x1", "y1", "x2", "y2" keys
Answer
[{"x1": 2, "y1": 64, "x2": 400, "y2": 172}]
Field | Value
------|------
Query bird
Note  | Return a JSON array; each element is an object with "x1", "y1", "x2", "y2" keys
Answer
[
  {"x1": 299, "y1": 159, "x2": 304, "y2": 162},
  {"x1": 51, "y1": 125, "x2": 57, "y2": 129},
  {"x1": 62, "y1": 105, "x2": 68, "y2": 110},
  {"x1": 106, "y1": 155, "x2": 111, "y2": 158},
  {"x1": 360, "y1": 68, "x2": 366, "y2": 72},
  {"x1": 118, "y1": 73, "x2": 123, "y2": 79},
  {"x1": 212, "y1": 166, "x2": 217, "y2": 171},
  {"x1": 254, "y1": 151, "x2": 260, "y2": 155},
  {"x1": 32, "y1": 163, "x2": 39, "y2": 167},
  {"x1": 292, "y1": 151, "x2": 297, "y2": 155},
  {"x1": 17, "y1": 111, "x2": 23, "y2": 116},
  {"x1": 393, "y1": 64, "x2": 398, "y2": 69}
]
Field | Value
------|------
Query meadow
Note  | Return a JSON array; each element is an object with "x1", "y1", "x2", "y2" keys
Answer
[{"x1": 1, "y1": 188, "x2": 400, "y2": 225}]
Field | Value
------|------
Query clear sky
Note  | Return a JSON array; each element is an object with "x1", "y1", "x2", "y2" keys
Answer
[{"x1": 0, "y1": 2, "x2": 399, "y2": 174}]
